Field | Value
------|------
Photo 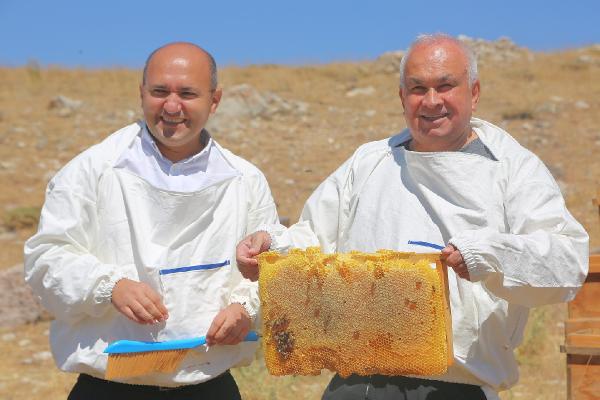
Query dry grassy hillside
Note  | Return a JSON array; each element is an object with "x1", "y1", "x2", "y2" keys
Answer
[{"x1": 0, "y1": 38, "x2": 599, "y2": 399}]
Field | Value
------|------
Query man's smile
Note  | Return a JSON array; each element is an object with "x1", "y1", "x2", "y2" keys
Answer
[
  {"x1": 161, "y1": 115, "x2": 186, "y2": 125},
  {"x1": 420, "y1": 113, "x2": 449, "y2": 122}
]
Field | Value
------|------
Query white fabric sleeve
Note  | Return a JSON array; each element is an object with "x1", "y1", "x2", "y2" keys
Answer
[
  {"x1": 256, "y1": 220, "x2": 319, "y2": 253},
  {"x1": 24, "y1": 184, "x2": 139, "y2": 324},
  {"x1": 449, "y1": 158, "x2": 589, "y2": 307},
  {"x1": 263, "y1": 156, "x2": 355, "y2": 254}
]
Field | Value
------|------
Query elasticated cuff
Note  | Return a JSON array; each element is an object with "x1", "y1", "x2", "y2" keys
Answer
[
  {"x1": 449, "y1": 235, "x2": 494, "y2": 282},
  {"x1": 255, "y1": 223, "x2": 290, "y2": 252},
  {"x1": 229, "y1": 299, "x2": 257, "y2": 323},
  {"x1": 94, "y1": 264, "x2": 137, "y2": 304}
]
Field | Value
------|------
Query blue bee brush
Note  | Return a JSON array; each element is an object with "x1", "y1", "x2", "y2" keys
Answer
[{"x1": 104, "y1": 331, "x2": 259, "y2": 379}]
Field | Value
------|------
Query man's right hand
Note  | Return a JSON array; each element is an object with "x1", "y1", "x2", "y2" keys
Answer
[
  {"x1": 111, "y1": 278, "x2": 169, "y2": 324},
  {"x1": 236, "y1": 231, "x2": 272, "y2": 281}
]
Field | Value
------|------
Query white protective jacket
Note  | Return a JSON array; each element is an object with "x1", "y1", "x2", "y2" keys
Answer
[
  {"x1": 266, "y1": 118, "x2": 589, "y2": 399},
  {"x1": 24, "y1": 122, "x2": 279, "y2": 387}
]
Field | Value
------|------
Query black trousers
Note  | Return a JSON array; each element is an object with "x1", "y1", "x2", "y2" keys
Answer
[
  {"x1": 322, "y1": 375, "x2": 487, "y2": 400},
  {"x1": 67, "y1": 371, "x2": 241, "y2": 400}
]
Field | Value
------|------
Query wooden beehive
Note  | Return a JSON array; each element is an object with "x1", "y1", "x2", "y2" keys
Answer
[{"x1": 561, "y1": 188, "x2": 600, "y2": 400}]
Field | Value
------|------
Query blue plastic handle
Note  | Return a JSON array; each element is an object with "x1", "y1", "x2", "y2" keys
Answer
[
  {"x1": 104, "y1": 331, "x2": 260, "y2": 354},
  {"x1": 407, "y1": 240, "x2": 444, "y2": 251}
]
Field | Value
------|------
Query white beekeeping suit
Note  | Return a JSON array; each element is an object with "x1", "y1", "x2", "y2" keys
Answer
[
  {"x1": 25, "y1": 122, "x2": 279, "y2": 387},
  {"x1": 263, "y1": 118, "x2": 588, "y2": 399}
]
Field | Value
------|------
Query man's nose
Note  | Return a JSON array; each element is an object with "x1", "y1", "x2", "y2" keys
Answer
[
  {"x1": 423, "y1": 88, "x2": 442, "y2": 107},
  {"x1": 163, "y1": 94, "x2": 182, "y2": 114}
]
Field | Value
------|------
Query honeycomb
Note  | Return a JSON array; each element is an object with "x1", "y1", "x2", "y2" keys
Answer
[{"x1": 258, "y1": 247, "x2": 452, "y2": 377}]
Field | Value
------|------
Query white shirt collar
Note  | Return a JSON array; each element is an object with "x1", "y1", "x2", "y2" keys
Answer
[
  {"x1": 141, "y1": 125, "x2": 212, "y2": 172},
  {"x1": 113, "y1": 124, "x2": 237, "y2": 192}
]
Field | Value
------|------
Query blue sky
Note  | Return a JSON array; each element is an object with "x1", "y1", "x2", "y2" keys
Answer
[{"x1": 2, "y1": 0, "x2": 599, "y2": 68}]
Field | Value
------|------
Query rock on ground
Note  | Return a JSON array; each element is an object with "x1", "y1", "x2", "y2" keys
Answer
[{"x1": 0, "y1": 264, "x2": 51, "y2": 328}]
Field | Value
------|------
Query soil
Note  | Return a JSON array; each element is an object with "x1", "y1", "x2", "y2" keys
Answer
[{"x1": 0, "y1": 39, "x2": 599, "y2": 399}]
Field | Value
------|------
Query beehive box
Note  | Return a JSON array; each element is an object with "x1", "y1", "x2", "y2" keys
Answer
[{"x1": 258, "y1": 247, "x2": 453, "y2": 377}]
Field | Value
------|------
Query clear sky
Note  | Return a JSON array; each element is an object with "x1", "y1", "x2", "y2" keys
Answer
[{"x1": 2, "y1": 0, "x2": 599, "y2": 69}]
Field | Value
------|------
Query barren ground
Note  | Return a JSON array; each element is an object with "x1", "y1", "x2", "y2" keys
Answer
[{"x1": 0, "y1": 39, "x2": 598, "y2": 399}]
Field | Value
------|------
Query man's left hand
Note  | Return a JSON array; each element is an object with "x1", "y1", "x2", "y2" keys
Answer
[
  {"x1": 441, "y1": 244, "x2": 471, "y2": 281},
  {"x1": 205, "y1": 303, "x2": 251, "y2": 346}
]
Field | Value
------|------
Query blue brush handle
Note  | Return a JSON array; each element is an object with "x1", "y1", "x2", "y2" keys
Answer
[
  {"x1": 407, "y1": 240, "x2": 444, "y2": 251},
  {"x1": 104, "y1": 331, "x2": 259, "y2": 354}
]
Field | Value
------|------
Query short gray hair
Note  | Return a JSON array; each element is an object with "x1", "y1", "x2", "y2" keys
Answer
[
  {"x1": 142, "y1": 42, "x2": 218, "y2": 90},
  {"x1": 399, "y1": 33, "x2": 478, "y2": 88}
]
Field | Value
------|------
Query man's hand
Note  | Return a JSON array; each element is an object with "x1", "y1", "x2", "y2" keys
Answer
[
  {"x1": 441, "y1": 244, "x2": 471, "y2": 281},
  {"x1": 205, "y1": 303, "x2": 251, "y2": 346},
  {"x1": 111, "y1": 278, "x2": 169, "y2": 324},
  {"x1": 236, "y1": 231, "x2": 272, "y2": 281}
]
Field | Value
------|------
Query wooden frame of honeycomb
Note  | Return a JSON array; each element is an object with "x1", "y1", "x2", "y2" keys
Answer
[{"x1": 258, "y1": 248, "x2": 453, "y2": 377}]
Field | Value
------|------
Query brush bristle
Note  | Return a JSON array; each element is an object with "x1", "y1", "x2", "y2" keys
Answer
[{"x1": 105, "y1": 349, "x2": 189, "y2": 379}]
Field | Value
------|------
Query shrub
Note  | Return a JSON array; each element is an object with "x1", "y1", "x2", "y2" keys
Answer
[{"x1": 3, "y1": 207, "x2": 41, "y2": 231}]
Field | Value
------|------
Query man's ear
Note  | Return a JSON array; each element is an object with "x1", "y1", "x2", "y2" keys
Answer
[
  {"x1": 471, "y1": 80, "x2": 480, "y2": 111},
  {"x1": 210, "y1": 88, "x2": 223, "y2": 114},
  {"x1": 399, "y1": 87, "x2": 406, "y2": 111}
]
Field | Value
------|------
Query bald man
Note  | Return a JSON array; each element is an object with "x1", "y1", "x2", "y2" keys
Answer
[
  {"x1": 25, "y1": 43, "x2": 279, "y2": 399},
  {"x1": 236, "y1": 34, "x2": 588, "y2": 399}
]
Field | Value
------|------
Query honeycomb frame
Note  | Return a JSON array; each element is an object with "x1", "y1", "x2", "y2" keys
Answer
[{"x1": 258, "y1": 248, "x2": 453, "y2": 377}]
